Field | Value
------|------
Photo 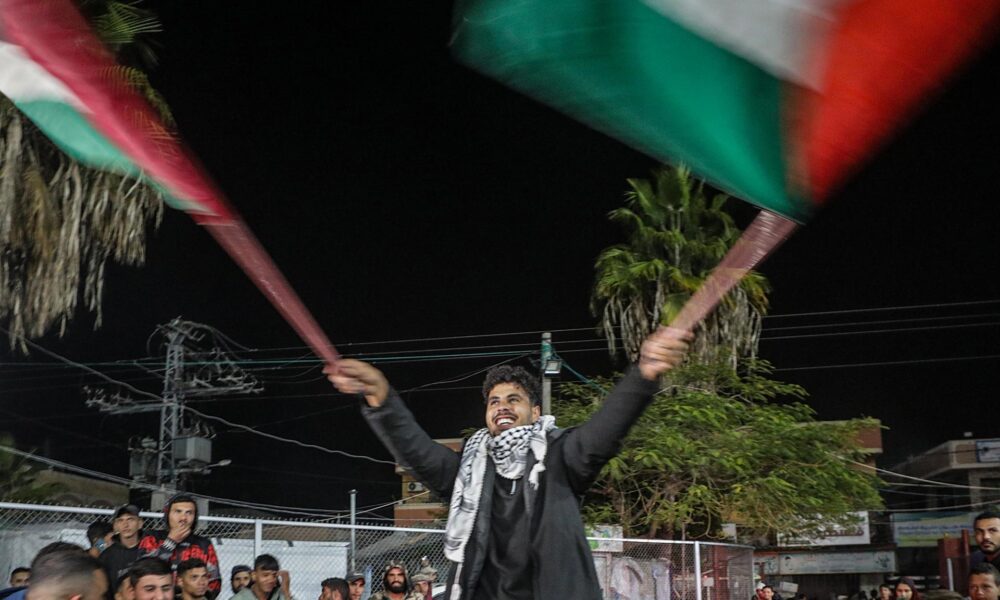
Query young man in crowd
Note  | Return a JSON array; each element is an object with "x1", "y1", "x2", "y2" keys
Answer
[
  {"x1": 230, "y1": 555, "x2": 292, "y2": 600},
  {"x1": 230, "y1": 566, "x2": 252, "y2": 596},
  {"x1": 86, "y1": 520, "x2": 114, "y2": 558},
  {"x1": 319, "y1": 578, "x2": 349, "y2": 600},
  {"x1": 128, "y1": 559, "x2": 173, "y2": 600},
  {"x1": 178, "y1": 559, "x2": 211, "y2": 600},
  {"x1": 99, "y1": 504, "x2": 145, "y2": 588},
  {"x1": 112, "y1": 574, "x2": 134, "y2": 600},
  {"x1": 327, "y1": 326, "x2": 690, "y2": 600},
  {"x1": 7, "y1": 570, "x2": 29, "y2": 588},
  {"x1": 345, "y1": 573, "x2": 364, "y2": 600},
  {"x1": 974, "y1": 511, "x2": 1000, "y2": 571},
  {"x1": 367, "y1": 563, "x2": 421, "y2": 600},
  {"x1": 137, "y1": 495, "x2": 220, "y2": 597},
  {"x1": 970, "y1": 563, "x2": 1000, "y2": 600},
  {"x1": 24, "y1": 547, "x2": 106, "y2": 600}
]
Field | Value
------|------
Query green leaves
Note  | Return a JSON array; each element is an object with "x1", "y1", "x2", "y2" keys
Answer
[{"x1": 553, "y1": 361, "x2": 883, "y2": 540}]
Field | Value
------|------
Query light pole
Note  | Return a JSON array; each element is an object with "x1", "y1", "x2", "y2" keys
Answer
[{"x1": 540, "y1": 332, "x2": 561, "y2": 415}]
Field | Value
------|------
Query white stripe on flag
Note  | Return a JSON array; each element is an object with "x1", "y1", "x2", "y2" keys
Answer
[
  {"x1": 0, "y1": 41, "x2": 85, "y2": 108},
  {"x1": 641, "y1": 0, "x2": 850, "y2": 88}
]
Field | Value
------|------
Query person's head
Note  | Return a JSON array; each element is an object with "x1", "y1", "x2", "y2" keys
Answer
[
  {"x1": 112, "y1": 505, "x2": 143, "y2": 541},
  {"x1": 114, "y1": 574, "x2": 135, "y2": 600},
  {"x1": 164, "y1": 494, "x2": 199, "y2": 533},
  {"x1": 320, "y1": 578, "x2": 349, "y2": 600},
  {"x1": 177, "y1": 559, "x2": 209, "y2": 600},
  {"x1": 9, "y1": 568, "x2": 30, "y2": 587},
  {"x1": 411, "y1": 571, "x2": 431, "y2": 596},
  {"x1": 756, "y1": 585, "x2": 774, "y2": 600},
  {"x1": 24, "y1": 548, "x2": 107, "y2": 600},
  {"x1": 879, "y1": 585, "x2": 893, "y2": 600},
  {"x1": 894, "y1": 578, "x2": 920, "y2": 600},
  {"x1": 971, "y1": 563, "x2": 1000, "y2": 600},
  {"x1": 86, "y1": 520, "x2": 113, "y2": 552},
  {"x1": 481, "y1": 365, "x2": 541, "y2": 436},
  {"x1": 346, "y1": 573, "x2": 364, "y2": 600},
  {"x1": 975, "y1": 511, "x2": 1000, "y2": 555},
  {"x1": 231, "y1": 566, "x2": 252, "y2": 594},
  {"x1": 128, "y1": 559, "x2": 173, "y2": 600},
  {"x1": 381, "y1": 562, "x2": 408, "y2": 595},
  {"x1": 252, "y1": 555, "x2": 281, "y2": 594}
]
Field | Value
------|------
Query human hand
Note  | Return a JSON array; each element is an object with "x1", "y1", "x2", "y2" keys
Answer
[
  {"x1": 324, "y1": 359, "x2": 389, "y2": 407},
  {"x1": 638, "y1": 327, "x2": 692, "y2": 380},
  {"x1": 167, "y1": 522, "x2": 191, "y2": 543}
]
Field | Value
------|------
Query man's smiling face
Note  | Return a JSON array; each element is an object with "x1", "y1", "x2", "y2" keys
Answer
[{"x1": 485, "y1": 382, "x2": 540, "y2": 436}]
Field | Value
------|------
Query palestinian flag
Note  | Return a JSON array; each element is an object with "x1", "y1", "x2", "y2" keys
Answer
[
  {"x1": 0, "y1": 0, "x2": 339, "y2": 364},
  {"x1": 452, "y1": 0, "x2": 1000, "y2": 222}
]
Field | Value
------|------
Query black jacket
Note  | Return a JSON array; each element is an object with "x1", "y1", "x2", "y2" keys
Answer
[{"x1": 363, "y1": 367, "x2": 659, "y2": 600}]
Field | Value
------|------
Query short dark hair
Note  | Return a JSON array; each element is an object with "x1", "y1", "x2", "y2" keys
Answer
[
  {"x1": 27, "y1": 549, "x2": 103, "y2": 592},
  {"x1": 971, "y1": 562, "x2": 1000, "y2": 583},
  {"x1": 254, "y1": 554, "x2": 280, "y2": 571},
  {"x1": 129, "y1": 558, "x2": 172, "y2": 586},
  {"x1": 31, "y1": 543, "x2": 86, "y2": 569},
  {"x1": 322, "y1": 578, "x2": 350, "y2": 599},
  {"x1": 86, "y1": 520, "x2": 113, "y2": 545},
  {"x1": 10, "y1": 567, "x2": 30, "y2": 579},
  {"x1": 975, "y1": 510, "x2": 1000, "y2": 526},
  {"x1": 482, "y1": 365, "x2": 541, "y2": 406},
  {"x1": 177, "y1": 558, "x2": 207, "y2": 577},
  {"x1": 762, "y1": 586, "x2": 774, "y2": 592}
]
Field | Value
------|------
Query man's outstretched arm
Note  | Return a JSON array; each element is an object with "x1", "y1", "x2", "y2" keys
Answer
[
  {"x1": 562, "y1": 327, "x2": 691, "y2": 492},
  {"x1": 326, "y1": 359, "x2": 461, "y2": 498}
]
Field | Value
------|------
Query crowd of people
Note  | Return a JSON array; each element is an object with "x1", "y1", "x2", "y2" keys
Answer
[{"x1": 0, "y1": 493, "x2": 442, "y2": 600}]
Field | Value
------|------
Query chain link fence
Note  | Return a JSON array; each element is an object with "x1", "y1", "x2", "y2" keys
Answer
[{"x1": 0, "y1": 502, "x2": 751, "y2": 600}]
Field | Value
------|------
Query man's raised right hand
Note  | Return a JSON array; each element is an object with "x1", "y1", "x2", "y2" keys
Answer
[{"x1": 324, "y1": 359, "x2": 389, "y2": 407}]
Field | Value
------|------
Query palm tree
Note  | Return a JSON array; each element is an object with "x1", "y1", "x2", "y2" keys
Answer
[
  {"x1": 0, "y1": 1, "x2": 168, "y2": 350},
  {"x1": 0, "y1": 434, "x2": 64, "y2": 501},
  {"x1": 592, "y1": 165, "x2": 770, "y2": 368}
]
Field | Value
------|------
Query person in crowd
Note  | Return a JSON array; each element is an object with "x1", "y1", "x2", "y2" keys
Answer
[
  {"x1": 410, "y1": 572, "x2": 432, "y2": 600},
  {"x1": 879, "y1": 585, "x2": 893, "y2": 600},
  {"x1": 368, "y1": 563, "x2": 421, "y2": 600},
  {"x1": 757, "y1": 585, "x2": 775, "y2": 600},
  {"x1": 411, "y1": 559, "x2": 436, "y2": 600},
  {"x1": 178, "y1": 559, "x2": 211, "y2": 600},
  {"x1": 24, "y1": 547, "x2": 107, "y2": 600},
  {"x1": 893, "y1": 577, "x2": 921, "y2": 600},
  {"x1": 973, "y1": 511, "x2": 1000, "y2": 571},
  {"x1": 128, "y1": 559, "x2": 173, "y2": 600},
  {"x1": 326, "y1": 327, "x2": 690, "y2": 600},
  {"x1": 7, "y1": 571, "x2": 29, "y2": 588},
  {"x1": 970, "y1": 563, "x2": 1000, "y2": 600},
  {"x1": 3, "y1": 543, "x2": 90, "y2": 600},
  {"x1": 87, "y1": 520, "x2": 114, "y2": 558},
  {"x1": 137, "y1": 494, "x2": 220, "y2": 596},
  {"x1": 112, "y1": 574, "x2": 135, "y2": 600},
  {"x1": 100, "y1": 504, "x2": 145, "y2": 588},
  {"x1": 320, "y1": 578, "x2": 349, "y2": 600},
  {"x1": 230, "y1": 566, "x2": 252, "y2": 596},
  {"x1": 345, "y1": 573, "x2": 365, "y2": 600},
  {"x1": 230, "y1": 555, "x2": 292, "y2": 600}
]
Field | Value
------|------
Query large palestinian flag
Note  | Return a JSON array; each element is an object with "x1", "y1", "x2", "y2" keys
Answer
[
  {"x1": 0, "y1": 0, "x2": 338, "y2": 363},
  {"x1": 452, "y1": 0, "x2": 1000, "y2": 222}
]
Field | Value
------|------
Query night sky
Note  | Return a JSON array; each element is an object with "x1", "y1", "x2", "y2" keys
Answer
[{"x1": 1, "y1": 3, "x2": 998, "y2": 518}]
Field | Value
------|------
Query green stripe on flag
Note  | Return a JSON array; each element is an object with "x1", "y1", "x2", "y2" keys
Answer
[
  {"x1": 453, "y1": 0, "x2": 809, "y2": 220},
  {"x1": 13, "y1": 99, "x2": 201, "y2": 212}
]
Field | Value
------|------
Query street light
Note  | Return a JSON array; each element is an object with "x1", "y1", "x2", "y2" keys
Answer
[{"x1": 543, "y1": 358, "x2": 563, "y2": 376}]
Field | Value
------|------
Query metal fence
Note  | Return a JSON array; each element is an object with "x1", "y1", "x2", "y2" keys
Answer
[{"x1": 0, "y1": 501, "x2": 752, "y2": 600}]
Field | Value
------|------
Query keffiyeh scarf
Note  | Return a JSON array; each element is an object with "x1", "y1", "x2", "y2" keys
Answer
[{"x1": 443, "y1": 415, "x2": 556, "y2": 566}]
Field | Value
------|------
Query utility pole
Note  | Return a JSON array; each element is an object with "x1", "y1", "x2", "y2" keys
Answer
[
  {"x1": 541, "y1": 332, "x2": 553, "y2": 415},
  {"x1": 87, "y1": 318, "x2": 261, "y2": 495}
]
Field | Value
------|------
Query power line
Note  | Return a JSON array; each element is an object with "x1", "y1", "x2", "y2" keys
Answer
[{"x1": 773, "y1": 354, "x2": 1000, "y2": 372}]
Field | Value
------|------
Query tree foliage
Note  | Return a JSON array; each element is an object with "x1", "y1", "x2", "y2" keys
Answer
[
  {"x1": 554, "y1": 362, "x2": 882, "y2": 541},
  {"x1": 0, "y1": 0, "x2": 168, "y2": 350},
  {"x1": 0, "y1": 434, "x2": 64, "y2": 502},
  {"x1": 592, "y1": 165, "x2": 770, "y2": 368}
]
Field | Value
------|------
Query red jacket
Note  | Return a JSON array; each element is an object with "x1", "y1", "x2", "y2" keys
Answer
[{"x1": 138, "y1": 531, "x2": 221, "y2": 596}]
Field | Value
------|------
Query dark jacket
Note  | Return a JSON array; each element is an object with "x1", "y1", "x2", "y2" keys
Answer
[{"x1": 363, "y1": 367, "x2": 658, "y2": 600}]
